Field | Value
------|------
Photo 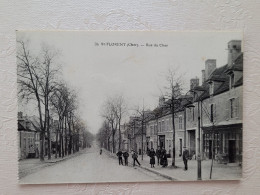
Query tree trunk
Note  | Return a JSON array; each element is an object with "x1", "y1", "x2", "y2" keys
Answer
[
  {"x1": 68, "y1": 114, "x2": 72, "y2": 155},
  {"x1": 118, "y1": 129, "x2": 121, "y2": 150},
  {"x1": 118, "y1": 118, "x2": 121, "y2": 150},
  {"x1": 55, "y1": 128, "x2": 58, "y2": 159},
  {"x1": 46, "y1": 109, "x2": 51, "y2": 160},
  {"x1": 112, "y1": 132, "x2": 115, "y2": 153},
  {"x1": 40, "y1": 131, "x2": 44, "y2": 161},
  {"x1": 171, "y1": 99, "x2": 176, "y2": 167},
  {"x1": 35, "y1": 94, "x2": 44, "y2": 161},
  {"x1": 64, "y1": 116, "x2": 68, "y2": 156},
  {"x1": 61, "y1": 118, "x2": 64, "y2": 158},
  {"x1": 59, "y1": 120, "x2": 62, "y2": 157}
]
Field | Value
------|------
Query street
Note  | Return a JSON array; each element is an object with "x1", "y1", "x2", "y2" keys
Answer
[{"x1": 20, "y1": 142, "x2": 168, "y2": 184}]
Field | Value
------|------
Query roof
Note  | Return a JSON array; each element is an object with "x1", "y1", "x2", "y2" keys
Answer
[
  {"x1": 18, "y1": 121, "x2": 26, "y2": 131},
  {"x1": 194, "y1": 53, "x2": 243, "y2": 101}
]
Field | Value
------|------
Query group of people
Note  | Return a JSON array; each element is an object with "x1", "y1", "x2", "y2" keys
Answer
[
  {"x1": 113, "y1": 146, "x2": 190, "y2": 171},
  {"x1": 116, "y1": 150, "x2": 141, "y2": 166},
  {"x1": 149, "y1": 147, "x2": 190, "y2": 170},
  {"x1": 158, "y1": 147, "x2": 169, "y2": 167}
]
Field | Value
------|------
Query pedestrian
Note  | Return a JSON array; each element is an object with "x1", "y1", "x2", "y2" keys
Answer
[
  {"x1": 116, "y1": 150, "x2": 123, "y2": 165},
  {"x1": 131, "y1": 150, "x2": 141, "y2": 167},
  {"x1": 183, "y1": 147, "x2": 189, "y2": 171},
  {"x1": 156, "y1": 147, "x2": 161, "y2": 166},
  {"x1": 100, "y1": 148, "x2": 102, "y2": 155},
  {"x1": 149, "y1": 148, "x2": 156, "y2": 168},
  {"x1": 161, "y1": 147, "x2": 168, "y2": 167},
  {"x1": 123, "y1": 151, "x2": 129, "y2": 166}
]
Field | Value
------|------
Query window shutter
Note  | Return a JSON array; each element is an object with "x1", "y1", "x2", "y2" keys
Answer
[
  {"x1": 213, "y1": 104, "x2": 217, "y2": 123},
  {"x1": 235, "y1": 97, "x2": 239, "y2": 118},
  {"x1": 225, "y1": 100, "x2": 230, "y2": 120}
]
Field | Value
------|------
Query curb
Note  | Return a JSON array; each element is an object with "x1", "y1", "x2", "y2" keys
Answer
[
  {"x1": 103, "y1": 149, "x2": 176, "y2": 181},
  {"x1": 138, "y1": 166, "x2": 176, "y2": 181}
]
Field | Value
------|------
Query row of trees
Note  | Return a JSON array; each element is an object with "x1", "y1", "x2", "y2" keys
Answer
[
  {"x1": 97, "y1": 95, "x2": 127, "y2": 153},
  {"x1": 96, "y1": 68, "x2": 185, "y2": 166},
  {"x1": 17, "y1": 39, "x2": 93, "y2": 161}
]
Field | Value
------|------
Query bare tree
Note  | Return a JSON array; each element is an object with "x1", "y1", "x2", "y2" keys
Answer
[
  {"x1": 17, "y1": 39, "x2": 60, "y2": 161},
  {"x1": 50, "y1": 82, "x2": 78, "y2": 157},
  {"x1": 101, "y1": 98, "x2": 118, "y2": 153},
  {"x1": 132, "y1": 103, "x2": 152, "y2": 160},
  {"x1": 97, "y1": 120, "x2": 112, "y2": 150},
  {"x1": 163, "y1": 67, "x2": 184, "y2": 167},
  {"x1": 112, "y1": 95, "x2": 127, "y2": 150}
]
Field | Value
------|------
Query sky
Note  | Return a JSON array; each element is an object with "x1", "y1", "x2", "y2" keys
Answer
[{"x1": 17, "y1": 31, "x2": 242, "y2": 134}]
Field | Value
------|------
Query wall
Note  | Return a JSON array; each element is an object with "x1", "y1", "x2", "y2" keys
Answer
[
  {"x1": 202, "y1": 85, "x2": 243, "y2": 127},
  {"x1": 1, "y1": 0, "x2": 260, "y2": 194}
]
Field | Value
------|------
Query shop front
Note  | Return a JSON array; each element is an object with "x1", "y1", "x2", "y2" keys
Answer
[{"x1": 202, "y1": 123, "x2": 242, "y2": 164}]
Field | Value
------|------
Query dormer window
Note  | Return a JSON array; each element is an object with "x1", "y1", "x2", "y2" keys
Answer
[{"x1": 230, "y1": 73, "x2": 235, "y2": 89}]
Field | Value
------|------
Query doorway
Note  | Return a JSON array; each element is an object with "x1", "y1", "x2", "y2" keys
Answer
[
  {"x1": 189, "y1": 130, "x2": 196, "y2": 155},
  {"x1": 179, "y1": 139, "x2": 182, "y2": 156},
  {"x1": 229, "y1": 140, "x2": 236, "y2": 163},
  {"x1": 209, "y1": 140, "x2": 212, "y2": 159},
  {"x1": 159, "y1": 135, "x2": 165, "y2": 149}
]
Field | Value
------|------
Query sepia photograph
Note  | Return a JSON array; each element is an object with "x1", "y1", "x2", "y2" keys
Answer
[{"x1": 17, "y1": 31, "x2": 243, "y2": 184}]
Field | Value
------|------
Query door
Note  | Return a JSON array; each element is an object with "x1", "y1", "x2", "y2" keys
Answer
[
  {"x1": 189, "y1": 130, "x2": 196, "y2": 155},
  {"x1": 209, "y1": 140, "x2": 212, "y2": 159},
  {"x1": 229, "y1": 140, "x2": 236, "y2": 163},
  {"x1": 159, "y1": 135, "x2": 165, "y2": 148},
  {"x1": 179, "y1": 139, "x2": 182, "y2": 156}
]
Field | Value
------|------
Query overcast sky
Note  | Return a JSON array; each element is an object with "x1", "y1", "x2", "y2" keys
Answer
[{"x1": 17, "y1": 31, "x2": 242, "y2": 134}]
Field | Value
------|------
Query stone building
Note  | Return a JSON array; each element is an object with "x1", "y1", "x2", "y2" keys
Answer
[
  {"x1": 186, "y1": 40, "x2": 243, "y2": 164},
  {"x1": 145, "y1": 98, "x2": 188, "y2": 158},
  {"x1": 18, "y1": 112, "x2": 40, "y2": 159}
]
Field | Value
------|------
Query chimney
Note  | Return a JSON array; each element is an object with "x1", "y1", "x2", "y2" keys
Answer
[
  {"x1": 227, "y1": 40, "x2": 241, "y2": 67},
  {"x1": 190, "y1": 77, "x2": 199, "y2": 90},
  {"x1": 205, "y1": 59, "x2": 216, "y2": 80},
  {"x1": 18, "y1": 112, "x2": 23, "y2": 119},
  {"x1": 159, "y1": 96, "x2": 165, "y2": 107},
  {"x1": 201, "y1": 70, "x2": 205, "y2": 83}
]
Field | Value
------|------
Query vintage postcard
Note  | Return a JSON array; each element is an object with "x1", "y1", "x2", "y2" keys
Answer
[{"x1": 17, "y1": 31, "x2": 243, "y2": 184}]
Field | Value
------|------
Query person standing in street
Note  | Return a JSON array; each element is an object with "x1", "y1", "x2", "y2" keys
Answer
[
  {"x1": 149, "y1": 148, "x2": 156, "y2": 168},
  {"x1": 131, "y1": 150, "x2": 141, "y2": 167},
  {"x1": 123, "y1": 151, "x2": 129, "y2": 166},
  {"x1": 183, "y1": 147, "x2": 189, "y2": 171},
  {"x1": 161, "y1": 147, "x2": 168, "y2": 167},
  {"x1": 116, "y1": 150, "x2": 123, "y2": 165},
  {"x1": 156, "y1": 147, "x2": 161, "y2": 166}
]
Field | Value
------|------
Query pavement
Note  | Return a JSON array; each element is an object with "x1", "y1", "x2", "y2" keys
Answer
[
  {"x1": 19, "y1": 149, "x2": 87, "y2": 179},
  {"x1": 130, "y1": 153, "x2": 242, "y2": 181},
  {"x1": 105, "y1": 150, "x2": 242, "y2": 181}
]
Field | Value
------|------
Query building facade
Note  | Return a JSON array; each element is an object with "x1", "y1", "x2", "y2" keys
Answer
[{"x1": 186, "y1": 40, "x2": 243, "y2": 164}]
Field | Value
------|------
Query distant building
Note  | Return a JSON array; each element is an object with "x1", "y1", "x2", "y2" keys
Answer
[{"x1": 18, "y1": 112, "x2": 40, "y2": 159}]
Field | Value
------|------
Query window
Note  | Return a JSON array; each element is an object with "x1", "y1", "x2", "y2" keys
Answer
[
  {"x1": 150, "y1": 126, "x2": 153, "y2": 135},
  {"x1": 162, "y1": 121, "x2": 165, "y2": 132},
  {"x1": 210, "y1": 104, "x2": 214, "y2": 122},
  {"x1": 179, "y1": 116, "x2": 183, "y2": 129},
  {"x1": 230, "y1": 98, "x2": 235, "y2": 118},
  {"x1": 166, "y1": 119, "x2": 169, "y2": 131},
  {"x1": 158, "y1": 122, "x2": 161, "y2": 132},
  {"x1": 230, "y1": 73, "x2": 235, "y2": 89},
  {"x1": 192, "y1": 107, "x2": 195, "y2": 121}
]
